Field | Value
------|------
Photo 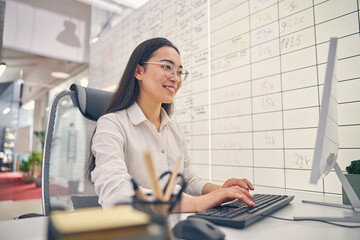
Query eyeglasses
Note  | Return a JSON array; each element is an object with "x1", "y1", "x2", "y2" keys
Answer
[{"x1": 142, "y1": 62, "x2": 189, "y2": 81}]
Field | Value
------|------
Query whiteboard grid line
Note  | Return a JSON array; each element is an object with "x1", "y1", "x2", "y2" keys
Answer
[
  {"x1": 312, "y1": 0, "x2": 325, "y2": 194},
  {"x1": 207, "y1": 0, "x2": 212, "y2": 182},
  {"x1": 190, "y1": 0, "x2": 195, "y2": 182},
  {"x1": 247, "y1": 1, "x2": 256, "y2": 186},
  {"x1": 358, "y1": 0, "x2": 360, "y2": 35},
  {"x1": 210, "y1": 165, "x2": 316, "y2": 170},
  {"x1": 338, "y1": 53, "x2": 360, "y2": 61},
  {"x1": 276, "y1": 0, "x2": 287, "y2": 191},
  {"x1": 193, "y1": 147, "x2": 360, "y2": 150},
  {"x1": 338, "y1": 99, "x2": 360, "y2": 105}
]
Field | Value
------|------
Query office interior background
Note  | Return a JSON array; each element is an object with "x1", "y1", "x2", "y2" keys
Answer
[{"x1": 0, "y1": 0, "x2": 359, "y2": 219}]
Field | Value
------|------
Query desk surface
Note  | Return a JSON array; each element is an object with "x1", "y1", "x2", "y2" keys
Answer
[{"x1": 1, "y1": 190, "x2": 359, "y2": 240}]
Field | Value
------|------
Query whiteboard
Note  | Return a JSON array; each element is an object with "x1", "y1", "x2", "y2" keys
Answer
[{"x1": 89, "y1": 0, "x2": 360, "y2": 195}]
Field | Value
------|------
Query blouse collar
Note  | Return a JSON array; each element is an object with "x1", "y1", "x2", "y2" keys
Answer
[{"x1": 127, "y1": 102, "x2": 171, "y2": 129}]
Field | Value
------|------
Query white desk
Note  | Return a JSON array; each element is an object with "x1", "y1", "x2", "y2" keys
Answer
[{"x1": 1, "y1": 190, "x2": 359, "y2": 240}]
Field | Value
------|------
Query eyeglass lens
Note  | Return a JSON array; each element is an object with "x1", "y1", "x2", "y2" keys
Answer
[{"x1": 163, "y1": 64, "x2": 187, "y2": 81}]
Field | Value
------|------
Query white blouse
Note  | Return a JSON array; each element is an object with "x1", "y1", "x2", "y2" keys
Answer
[{"x1": 91, "y1": 102, "x2": 207, "y2": 207}]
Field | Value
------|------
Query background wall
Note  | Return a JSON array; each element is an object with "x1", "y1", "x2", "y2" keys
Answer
[
  {"x1": 4, "y1": 0, "x2": 90, "y2": 63},
  {"x1": 89, "y1": 0, "x2": 360, "y2": 195}
]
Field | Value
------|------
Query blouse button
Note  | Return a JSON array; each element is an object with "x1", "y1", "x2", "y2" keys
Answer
[{"x1": 161, "y1": 149, "x2": 165, "y2": 154}]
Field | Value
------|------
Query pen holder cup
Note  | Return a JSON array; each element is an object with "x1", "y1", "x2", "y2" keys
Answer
[
  {"x1": 132, "y1": 195, "x2": 182, "y2": 240},
  {"x1": 132, "y1": 172, "x2": 187, "y2": 239},
  {"x1": 132, "y1": 195, "x2": 181, "y2": 223}
]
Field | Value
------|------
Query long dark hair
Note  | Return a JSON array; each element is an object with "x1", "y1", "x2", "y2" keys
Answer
[{"x1": 87, "y1": 37, "x2": 180, "y2": 180}]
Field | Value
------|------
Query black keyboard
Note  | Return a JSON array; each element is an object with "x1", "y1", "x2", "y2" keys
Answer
[{"x1": 189, "y1": 194, "x2": 294, "y2": 229}]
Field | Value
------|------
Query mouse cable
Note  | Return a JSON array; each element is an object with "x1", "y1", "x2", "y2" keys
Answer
[{"x1": 260, "y1": 214, "x2": 360, "y2": 228}]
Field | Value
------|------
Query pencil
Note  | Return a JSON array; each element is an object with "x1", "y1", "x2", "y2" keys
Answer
[
  {"x1": 163, "y1": 155, "x2": 183, "y2": 201},
  {"x1": 143, "y1": 152, "x2": 164, "y2": 200}
]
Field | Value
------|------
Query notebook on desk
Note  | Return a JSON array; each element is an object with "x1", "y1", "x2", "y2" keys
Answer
[
  {"x1": 188, "y1": 193, "x2": 294, "y2": 229},
  {"x1": 47, "y1": 205, "x2": 162, "y2": 240}
]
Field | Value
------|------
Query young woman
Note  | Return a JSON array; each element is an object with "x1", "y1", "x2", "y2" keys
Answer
[{"x1": 90, "y1": 37, "x2": 255, "y2": 212}]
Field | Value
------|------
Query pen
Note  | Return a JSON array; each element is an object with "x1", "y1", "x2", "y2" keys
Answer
[
  {"x1": 130, "y1": 178, "x2": 148, "y2": 201},
  {"x1": 131, "y1": 178, "x2": 158, "y2": 213},
  {"x1": 143, "y1": 152, "x2": 175, "y2": 240},
  {"x1": 163, "y1": 155, "x2": 183, "y2": 201}
]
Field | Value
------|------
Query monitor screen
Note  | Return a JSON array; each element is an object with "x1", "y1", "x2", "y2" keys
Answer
[{"x1": 310, "y1": 37, "x2": 339, "y2": 185}]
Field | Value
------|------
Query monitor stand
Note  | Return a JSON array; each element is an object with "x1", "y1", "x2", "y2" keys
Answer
[{"x1": 294, "y1": 163, "x2": 360, "y2": 223}]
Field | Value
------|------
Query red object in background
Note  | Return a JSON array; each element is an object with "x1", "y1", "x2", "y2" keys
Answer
[{"x1": 0, "y1": 172, "x2": 41, "y2": 201}]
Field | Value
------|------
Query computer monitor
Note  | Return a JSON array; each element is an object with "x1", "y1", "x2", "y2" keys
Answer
[
  {"x1": 310, "y1": 37, "x2": 339, "y2": 185},
  {"x1": 295, "y1": 38, "x2": 360, "y2": 223}
]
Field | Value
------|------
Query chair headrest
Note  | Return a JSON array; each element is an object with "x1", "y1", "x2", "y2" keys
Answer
[{"x1": 70, "y1": 84, "x2": 113, "y2": 121}]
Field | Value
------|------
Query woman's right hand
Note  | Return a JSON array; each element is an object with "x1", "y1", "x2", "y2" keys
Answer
[{"x1": 181, "y1": 186, "x2": 255, "y2": 213}]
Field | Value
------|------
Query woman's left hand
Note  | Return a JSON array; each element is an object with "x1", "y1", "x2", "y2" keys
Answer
[{"x1": 222, "y1": 178, "x2": 254, "y2": 191}]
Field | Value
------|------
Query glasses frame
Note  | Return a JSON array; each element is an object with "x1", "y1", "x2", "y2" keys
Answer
[{"x1": 142, "y1": 62, "x2": 189, "y2": 81}]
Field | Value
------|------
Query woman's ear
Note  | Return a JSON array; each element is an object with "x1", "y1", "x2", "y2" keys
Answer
[{"x1": 135, "y1": 65, "x2": 144, "y2": 80}]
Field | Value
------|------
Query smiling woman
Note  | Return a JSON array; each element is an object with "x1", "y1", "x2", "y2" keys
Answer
[
  {"x1": 88, "y1": 37, "x2": 255, "y2": 213},
  {"x1": 135, "y1": 46, "x2": 184, "y2": 123}
]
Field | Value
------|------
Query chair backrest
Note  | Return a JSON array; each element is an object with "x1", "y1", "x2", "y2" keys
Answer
[{"x1": 42, "y1": 84, "x2": 112, "y2": 215}]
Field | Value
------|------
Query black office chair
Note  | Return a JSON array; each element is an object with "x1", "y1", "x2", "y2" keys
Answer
[
  {"x1": 40, "y1": 84, "x2": 112, "y2": 215},
  {"x1": 17, "y1": 84, "x2": 113, "y2": 219}
]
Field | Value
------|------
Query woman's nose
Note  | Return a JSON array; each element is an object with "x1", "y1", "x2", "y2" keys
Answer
[{"x1": 171, "y1": 73, "x2": 181, "y2": 83}]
